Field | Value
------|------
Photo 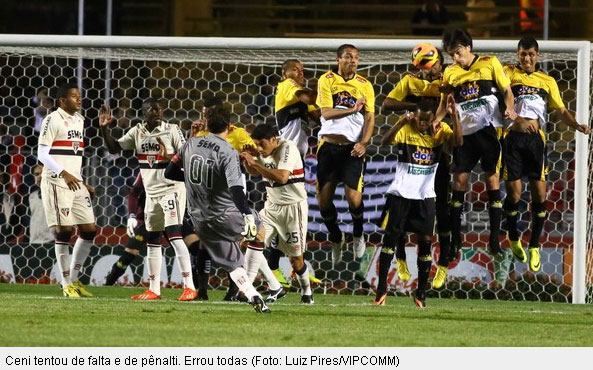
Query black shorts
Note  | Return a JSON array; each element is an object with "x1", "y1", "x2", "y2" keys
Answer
[
  {"x1": 378, "y1": 194, "x2": 435, "y2": 237},
  {"x1": 502, "y1": 129, "x2": 547, "y2": 182},
  {"x1": 452, "y1": 125, "x2": 502, "y2": 174},
  {"x1": 181, "y1": 211, "x2": 195, "y2": 238},
  {"x1": 434, "y1": 154, "x2": 450, "y2": 205},
  {"x1": 127, "y1": 223, "x2": 147, "y2": 250},
  {"x1": 316, "y1": 139, "x2": 366, "y2": 193}
]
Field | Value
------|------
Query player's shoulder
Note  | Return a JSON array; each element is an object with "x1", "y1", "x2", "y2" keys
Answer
[
  {"x1": 354, "y1": 73, "x2": 370, "y2": 85},
  {"x1": 279, "y1": 78, "x2": 301, "y2": 89},
  {"x1": 320, "y1": 70, "x2": 335, "y2": 80},
  {"x1": 478, "y1": 55, "x2": 498, "y2": 63},
  {"x1": 534, "y1": 69, "x2": 555, "y2": 83}
]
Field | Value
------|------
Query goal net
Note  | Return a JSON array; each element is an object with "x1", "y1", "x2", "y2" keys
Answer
[{"x1": 0, "y1": 36, "x2": 590, "y2": 303}]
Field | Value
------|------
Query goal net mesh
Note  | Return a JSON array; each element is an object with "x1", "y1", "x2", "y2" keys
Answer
[{"x1": 0, "y1": 44, "x2": 590, "y2": 303}]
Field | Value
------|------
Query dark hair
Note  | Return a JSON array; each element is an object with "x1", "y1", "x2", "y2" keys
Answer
[
  {"x1": 205, "y1": 106, "x2": 230, "y2": 134},
  {"x1": 282, "y1": 59, "x2": 301, "y2": 74},
  {"x1": 442, "y1": 29, "x2": 473, "y2": 51},
  {"x1": 141, "y1": 97, "x2": 160, "y2": 114},
  {"x1": 203, "y1": 95, "x2": 223, "y2": 109},
  {"x1": 337, "y1": 44, "x2": 358, "y2": 58},
  {"x1": 56, "y1": 83, "x2": 79, "y2": 100},
  {"x1": 436, "y1": 48, "x2": 444, "y2": 66},
  {"x1": 417, "y1": 98, "x2": 438, "y2": 113},
  {"x1": 250, "y1": 123, "x2": 278, "y2": 140},
  {"x1": 518, "y1": 36, "x2": 539, "y2": 51}
]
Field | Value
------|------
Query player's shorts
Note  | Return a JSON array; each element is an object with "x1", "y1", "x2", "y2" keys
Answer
[
  {"x1": 144, "y1": 186, "x2": 186, "y2": 232},
  {"x1": 127, "y1": 223, "x2": 147, "y2": 250},
  {"x1": 378, "y1": 194, "x2": 435, "y2": 237},
  {"x1": 260, "y1": 199, "x2": 308, "y2": 257},
  {"x1": 40, "y1": 180, "x2": 95, "y2": 227},
  {"x1": 502, "y1": 129, "x2": 547, "y2": 182},
  {"x1": 316, "y1": 138, "x2": 365, "y2": 193},
  {"x1": 452, "y1": 125, "x2": 502, "y2": 174},
  {"x1": 194, "y1": 209, "x2": 262, "y2": 272},
  {"x1": 434, "y1": 154, "x2": 450, "y2": 205}
]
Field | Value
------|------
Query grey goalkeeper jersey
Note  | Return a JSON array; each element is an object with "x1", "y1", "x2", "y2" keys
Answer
[{"x1": 179, "y1": 133, "x2": 244, "y2": 222}]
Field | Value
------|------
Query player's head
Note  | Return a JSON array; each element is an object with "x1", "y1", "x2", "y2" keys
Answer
[
  {"x1": 33, "y1": 164, "x2": 43, "y2": 186},
  {"x1": 204, "y1": 105, "x2": 230, "y2": 134},
  {"x1": 517, "y1": 36, "x2": 541, "y2": 73},
  {"x1": 442, "y1": 28, "x2": 473, "y2": 68},
  {"x1": 413, "y1": 99, "x2": 437, "y2": 133},
  {"x1": 336, "y1": 44, "x2": 359, "y2": 76},
  {"x1": 250, "y1": 123, "x2": 279, "y2": 157},
  {"x1": 56, "y1": 82, "x2": 81, "y2": 114},
  {"x1": 141, "y1": 98, "x2": 163, "y2": 124},
  {"x1": 202, "y1": 95, "x2": 224, "y2": 115},
  {"x1": 282, "y1": 59, "x2": 304, "y2": 86}
]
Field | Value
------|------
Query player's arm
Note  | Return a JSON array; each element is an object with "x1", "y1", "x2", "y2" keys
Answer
[
  {"x1": 240, "y1": 152, "x2": 291, "y2": 184},
  {"x1": 126, "y1": 174, "x2": 143, "y2": 237},
  {"x1": 382, "y1": 77, "x2": 416, "y2": 112},
  {"x1": 37, "y1": 115, "x2": 80, "y2": 191},
  {"x1": 553, "y1": 108, "x2": 591, "y2": 134},
  {"x1": 492, "y1": 57, "x2": 517, "y2": 120},
  {"x1": 351, "y1": 83, "x2": 376, "y2": 157},
  {"x1": 295, "y1": 89, "x2": 317, "y2": 106},
  {"x1": 447, "y1": 94, "x2": 464, "y2": 147},
  {"x1": 381, "y1": 114, "x2": 408, "y2": 146},
  {"x1": 317, "y1": 74, "x2": 365, "y2": 120},
  {"x1": 98, "y1": 105, "x2": 123, "y2": 154},
  {"x1": 164, "y1": 153, "x2": 185, "y2": 182}
]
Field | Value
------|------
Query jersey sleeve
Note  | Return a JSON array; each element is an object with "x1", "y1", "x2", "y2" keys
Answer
[
  {"x1": 282, "y1": 79, "x2": 305, "y2": 101},
  {"x1": 307, "y1": 104, "x2": 317, "y2": 112},
  {"x1": 316, "y1": 73, "x2": 333, "y2": 108},
  {"x1": 170, "y1": 123, "x2": 187, "y2": 152},
  {"x1": 117, "y1": 125, "x2": 138, "y2": 150},
  {"x1": 38, "y1": 114, "x2": 56, "y2": 146},
  {"x1": 392, "y1": 123, "x2": 407, "y2": 145},
  {"x1": 223, "y1": 150, "x2": 244, "y2": 188},
  {"x1": 277, "y1": 142, "x2": 297, "y2": 172},
  {"x1": 492, "y1": 56, "x2": 511, "y2": 90},
  {"x1": 546, "y1": 78, "x2": 565, "y2": 110},
  {"x1": 387, "y1": 75, "x2": 410, "y2": 101},
  {"x1": 363, "y1": 81, "x2": 376, "y2": 113},
  {"x1": 436, "y1": 123, "x2": 454, "y2": 145}
]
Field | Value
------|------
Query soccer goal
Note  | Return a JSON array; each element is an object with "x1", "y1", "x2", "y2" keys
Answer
[{"x1": 0, "y1": 35, "x2": 590, "y2": 304}]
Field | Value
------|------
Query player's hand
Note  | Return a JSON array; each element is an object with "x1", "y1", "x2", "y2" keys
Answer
[
  {"x1": 241, "y1": 214, "x2": 257, "y2": 241},
  {"x1": 85, "y1": 183, "x2": 95, "y2": 200},
  {"x1": 242, "y1": 144, "x2": 259, "y2": 156},
  {"x1": 240, "y1": 152, "x2": 256, "y2": 167},
  {"x1": 577, "y1": 124, "x2": 591, "y2": 134},
  {"x1": 446, "y1": 94, "x2": 457, "y2": 116},
  {"x1": 505, "y1": 108, "x2": 518, "y2": 121},
  {"x1": 60, "y1": 170, "x2": 81, "y2": 191},
  {"x1": 190, "y1": 119, "x2": 205, "y2": 137},
  {"x1": 126, "y1": 215, "x2": 138, "y2": 238},
  {"x1": 353, "y1": 97, "x2": 366, "y2": 113},
  {"x1": 99, "y1": 105, "x2": 113, "y2": 127},
  {"x1": 351, "y1": 142, "x2": 367, "y2": 157},
  {"x1": 156, "y1": 137, "x2": 170, "y2": 159}
]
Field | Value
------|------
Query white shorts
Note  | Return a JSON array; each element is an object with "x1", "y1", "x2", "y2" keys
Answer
[
  {"x1": 144, "y1": 186, "x2": 186, "y2": 232},
  {"x1": 260, "y1": 199, "x2": 308, "y2": 257},
  {"x1": 41, "y1": 179, "x2": 95, "y2": 227}
]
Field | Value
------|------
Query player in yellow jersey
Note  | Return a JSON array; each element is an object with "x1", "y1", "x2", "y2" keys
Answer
[
  {"x1": 432, "y1": 29, "x2": 517, "y2": 259},
  {"x1": 316, "y1": 44, "x2": 376, "y2": 265},
  {"x1": 503, "y1": 36, "x2": 590, "y2": 272},
  {"x1": 381, "y1": 46, "x2": 454, "y2": 290}
]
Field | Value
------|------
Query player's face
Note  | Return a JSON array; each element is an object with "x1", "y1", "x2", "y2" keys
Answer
[
  {"x1": 33, "y1": 166, "x2": 43, "y2": 185},
  {"x1": 413, "y1": 110, "x2": 434, "y2": 133},
  {"x1": 253, "y1": 137, "x2": 278, "y2": 157},
  {"x1": 60, "y1": 88, "x2": 81, "y2": 114},
  {"x1": 517, "y1": 47, "x2": 540, "y2": 73},
  {"x1": 144, "y1": 102, "x2": 163, "y2": 123},
  {"x1": 285, "y1": 62, "x2": 304, "y2": 85},
  {"x1": 447, "y1": 45, "x2": 472, "y2": 68},
  {"x1": 337, "y1": 48, "x2": 359, "y2": 76}
]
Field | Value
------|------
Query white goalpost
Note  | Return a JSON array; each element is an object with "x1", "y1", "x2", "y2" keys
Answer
[{"x1": 0, "y1": 35, "x2": 590, "y2": 304}]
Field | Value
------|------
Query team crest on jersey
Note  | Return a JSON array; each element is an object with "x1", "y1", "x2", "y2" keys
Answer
[
  {"x1": 60, "y1": 208, "x2": 70, "y2": 217},
  {"x1": 460, "y1": 81, "x2": 480, "y2": 101},
  {"x1": 516, "y1": 85, "x2": 541, "y2": 96},
  {"x1": 336, "y1": 91, "x2": 356, "y2": 108},
  {"x1": 147, "y1": 155, "x2": 156, "y2": 168},
  {"x1": 72, "y1": 142, "x2": 80, "y2": 153}
]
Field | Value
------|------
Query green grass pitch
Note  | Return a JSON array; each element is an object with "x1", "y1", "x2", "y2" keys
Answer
[{"x1": 1, "y1": 284, "x2": 592, "y2": 347}]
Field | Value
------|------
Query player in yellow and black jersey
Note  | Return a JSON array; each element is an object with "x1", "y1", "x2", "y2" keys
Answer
[
  {"x1": 502, "y1": 36, "x2": 590, "y2": 272},
  {"x1": 432, "y1": 29, "x2": 517, "y2": 258},
  {"x1": 316, "y1": 44, "x2": 376, "y2": 265}
]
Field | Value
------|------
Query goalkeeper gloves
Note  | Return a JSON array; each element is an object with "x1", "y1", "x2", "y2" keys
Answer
[
  {"x1": 126, "y1": 214, "x2": 138, "y2": 237},
  {"x1": 241, "y1": 213, "x2": 257, "y2": 241}
]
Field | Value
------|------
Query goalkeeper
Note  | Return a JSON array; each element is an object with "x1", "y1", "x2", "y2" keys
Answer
[{"x1": 165, "y1": 105, "x2": 271, "y2": 313}]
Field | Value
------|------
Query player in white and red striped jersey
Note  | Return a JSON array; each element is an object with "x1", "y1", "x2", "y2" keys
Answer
[
  {"x1": 241, "y1": 123, "x2": 313, "y2": 304},
  {"x1": 37, "y1": 82, "x2": 96, "y2": 298},
  {"x1": 99, "y1": 98, "x2": 196, "y2": 301}
]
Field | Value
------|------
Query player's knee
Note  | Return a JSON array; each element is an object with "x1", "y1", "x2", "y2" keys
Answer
[
  {"x1": 80, "y1": 230, "x2": 96, "y2": 241},
  {"x1": 319, "y1": 205, "x2": 337, "y2": 221},
  {"x1": 55, "y1": 230, "x2": 73, "y2": 243},
  {"x1": 187, "y1": 240, "x2": 200, "y2": 255}
]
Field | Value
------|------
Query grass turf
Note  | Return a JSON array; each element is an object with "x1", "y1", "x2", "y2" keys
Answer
[{"x1": 0, "y1": 284, "x2": 592, "y2": 347}]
